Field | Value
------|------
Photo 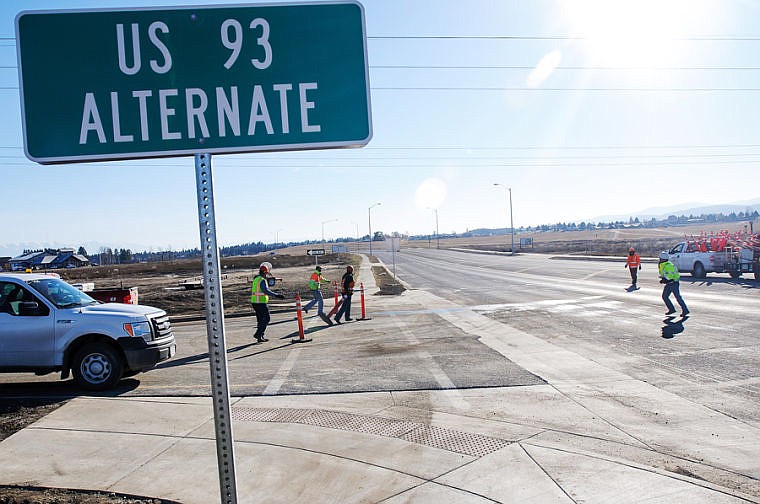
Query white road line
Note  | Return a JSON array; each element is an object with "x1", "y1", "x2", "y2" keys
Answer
[
  {"x1": 389, "y1": 317, "x2": 469, "y2": 409},
  {"x1": 262, "y1": 347, "x2": 302, "y2": 396}
]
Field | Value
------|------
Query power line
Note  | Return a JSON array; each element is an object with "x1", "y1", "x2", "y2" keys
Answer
[
  {"x1": 372, "y1": 64, "x2": 760, "y2": 71},
  {"x1": 368, "y1": 35, "x2": 760, "y2": 41},
  {"x1": 2, "y1": 143, "x2": 760, "y2": 151},
  {"x1": 2, "y1": 85, "x2": 759, "y2": 92},
  {"x1": 373, "y1": 86, "x2": 760, "y2": 91}
]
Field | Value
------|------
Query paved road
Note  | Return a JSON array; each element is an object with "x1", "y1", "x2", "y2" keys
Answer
[
  {"x1": 2, "y1": 252, "x2": 760, "y2": 502},
  {"x1": 376, "y1": 248, "x2": 760, "y2": 426},
  {"x1": 2, "y1": 250, "x2": 758, "y2": 432}
]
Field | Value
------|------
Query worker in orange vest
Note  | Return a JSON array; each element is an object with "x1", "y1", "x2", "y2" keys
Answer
[
  {"x1": 625, "y1": 246, "x2": 641, "y2": 289},
  {"x1": 303, "y1": 265, "x2": 332, "y2": 325}
]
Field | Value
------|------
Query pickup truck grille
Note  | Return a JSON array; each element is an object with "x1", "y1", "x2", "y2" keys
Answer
[{"x1": 150, "y1": 314, "x2": 173, "y2": 341}]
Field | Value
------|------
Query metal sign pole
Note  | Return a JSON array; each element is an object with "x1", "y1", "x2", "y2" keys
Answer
[{"x1": 194, "y1": 153, "x2": 238, "y2": 504}]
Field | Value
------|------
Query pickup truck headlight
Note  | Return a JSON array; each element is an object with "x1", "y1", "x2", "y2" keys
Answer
[{"x1": 124, "y1": 321, "x2": 152, "y2": 342}]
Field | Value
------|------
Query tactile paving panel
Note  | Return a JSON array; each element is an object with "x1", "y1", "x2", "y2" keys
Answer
[
  {"x1": 231, "y1": 407, "x2": 312, "y2": 423},
  {"x1": 400, "y1": 424, "x2": 509, "y2": 457},
  {"x1": 232, "y1": 407, "x2": 510, "y2": 457}
]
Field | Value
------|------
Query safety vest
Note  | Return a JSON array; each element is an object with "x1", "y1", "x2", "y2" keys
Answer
[
  {"x1": 341, "y1": 273, "x2": 355, "y2": 295},
  {"x1": 308, "y1": 271, "x2": 322, "y2": 290},
  {"x1": 658, "y1": 261, "x2": 680, "y2": 282},
  {"x1": 251, "y1": 275, "x2": 269, "y2": 304},
  {"x1": 626, "y1": 253, "x2": 641, "y2": 268}
]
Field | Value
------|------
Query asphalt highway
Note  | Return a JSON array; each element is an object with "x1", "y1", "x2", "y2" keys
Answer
[
  {"x1": 1, "y1": 250, "x2": 758, "y2": 433},
  {"x1": 376, "y1": 248, "x2": 760, "y2": 426}
]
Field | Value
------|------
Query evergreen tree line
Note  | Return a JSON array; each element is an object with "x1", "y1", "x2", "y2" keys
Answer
[{"x1": 49, "y1": 209, "x2": 758, "y2": 264}]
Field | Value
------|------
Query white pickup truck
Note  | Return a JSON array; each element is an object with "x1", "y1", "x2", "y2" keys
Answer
[
  {"x1": 665, "y1": 241, "x2": 759, "y2": 280},
  {"x1": 0, "y1": 273, "x2": 176, "y2": 390}
]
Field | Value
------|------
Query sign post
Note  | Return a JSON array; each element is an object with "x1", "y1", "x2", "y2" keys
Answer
[
  {"x1": 16, "y1": 3, "x2": 371, "y2": 503},
  {"x1": 194, "y1": 153, "x2": 238, "y2": 503}
]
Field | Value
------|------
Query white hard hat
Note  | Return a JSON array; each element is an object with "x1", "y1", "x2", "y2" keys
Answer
[
  {"x1": 260, "y1": 261, "x2": 273, "y2": 272},
  {"x1": 659, "y1": 252, "x2": 668, "y2": 261}
]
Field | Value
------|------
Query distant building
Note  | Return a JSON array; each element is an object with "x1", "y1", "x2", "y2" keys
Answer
[{"x1": 9, "y1": 248, "x2": 90, "y2": 271}]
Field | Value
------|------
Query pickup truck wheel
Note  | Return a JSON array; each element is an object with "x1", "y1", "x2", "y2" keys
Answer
[
  {"x1": 692, "y1": 262, "x2": 706, "y2": 279},
  {"x1": 72, "y1": 343, "x2": 124, "y2": 391}
]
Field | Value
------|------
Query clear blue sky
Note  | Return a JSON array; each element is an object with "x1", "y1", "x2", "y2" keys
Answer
[{"x1": 2, "y1": 0, "x2": 760, "y2": 256}]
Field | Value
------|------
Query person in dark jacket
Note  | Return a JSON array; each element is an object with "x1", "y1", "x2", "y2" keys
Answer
[{"x1": 334, "y1": 265, "x2": 355, "y2": 324}]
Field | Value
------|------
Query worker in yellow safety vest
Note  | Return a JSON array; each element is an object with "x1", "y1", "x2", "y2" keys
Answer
[
  {"x1": 658, "y1": 252, "x2": 689, "y2": 317},
  {"x1": 251, "y1": 262, "x2": 285, "y2": 343},
  {"x1": 625, "y1": 246, "x2": 641, "y2": 289}
]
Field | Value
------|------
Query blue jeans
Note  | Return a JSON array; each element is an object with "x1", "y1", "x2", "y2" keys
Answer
[
  {"x1": 335, "y1": 294, "x2": 352, "y2": 321},
  {"x1": 662, "y1": 281, "x2": 688, "y2": 313},
  {"x1": 304, "y1": 289, "x2": 324, "y2": 314}
]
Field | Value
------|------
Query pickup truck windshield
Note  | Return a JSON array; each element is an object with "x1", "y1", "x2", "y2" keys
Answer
[{"x1": 28, "y1": 278, "x2": 98, "y2": 308}]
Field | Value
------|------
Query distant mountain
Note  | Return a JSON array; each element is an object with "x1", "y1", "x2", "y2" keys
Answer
[{"x1": 592, "y1": 198, "x2": 760, "y2": 223}]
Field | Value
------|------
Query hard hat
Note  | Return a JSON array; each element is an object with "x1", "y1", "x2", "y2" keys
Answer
[
  {"x1": 260, "y1": 261, "x2": 273, "y2": 273},
  {"x1": 315, "y1": 266, "x2": 322, "y2": 272},
  {"x1": 346, "y1": 265, "x2": 354, "y2": 272},
  {"x1": 659, "y1": 252, "x2": 668, "y2": 261}
]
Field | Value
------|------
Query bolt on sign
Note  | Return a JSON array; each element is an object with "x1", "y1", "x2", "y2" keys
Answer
[{"x1": 16, "y1": 1, "x2": 372, "y2": 164}]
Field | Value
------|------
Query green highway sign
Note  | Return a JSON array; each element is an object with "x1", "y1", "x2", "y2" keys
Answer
[{"x1": 16, "y1": 1, "x2": 371, "y2": 164}]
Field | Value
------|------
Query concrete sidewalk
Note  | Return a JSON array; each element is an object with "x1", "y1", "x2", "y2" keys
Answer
[{"x1": 0, "y1": 258, "x2": 758, "y2": 503}]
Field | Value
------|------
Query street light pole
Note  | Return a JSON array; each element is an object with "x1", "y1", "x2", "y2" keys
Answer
[
  {"x1": 368, "y1": 202, "x2": 381, "y2": 256},
  {"x1": 428, "y1": 207, "x2": 439, "y2": 249},
  {"x1": 494, "y1": 183, "x2": 514, "y2": 255},
  {"x1": 320, "y1": 218, "x2": 337, "y2": 265},
  {"x1": 274, "y1": 228, "x2": 283, "y2": 248},
  {"x1": 351, "y1": 221, "x2": 359, "y2": 253}
]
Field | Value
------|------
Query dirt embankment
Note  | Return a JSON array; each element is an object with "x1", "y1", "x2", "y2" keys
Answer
[{"x1": 57, "y1": 253, "x2": 365, "y2": 319}]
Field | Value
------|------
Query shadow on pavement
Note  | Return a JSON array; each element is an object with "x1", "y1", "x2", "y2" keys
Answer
[{"x1": 661, "y1": 315, "x2": 688, "y2": 339}]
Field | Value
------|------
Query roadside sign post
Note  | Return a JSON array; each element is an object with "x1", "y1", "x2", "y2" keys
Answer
[
  {"x1": 16, "y1": 3, "x2": 371, "y2": 503},
  {"x1": 195, "y1": 153, "x2": 238, "y2": 503}
]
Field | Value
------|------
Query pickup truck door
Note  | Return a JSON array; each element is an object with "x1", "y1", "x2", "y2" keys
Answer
[
  {"x1": 668, "y1": 243, "x2": 686, "y2": 270},
  {"x1": 0, "y1": 282, "x2": 56, "y2": 367}
]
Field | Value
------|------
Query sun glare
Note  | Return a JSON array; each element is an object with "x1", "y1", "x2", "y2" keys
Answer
[
  {"x1": 567, "y1": 0, "x2": 686, "y2": 68},
  {"x1": 414, "y1": 178, "x2": 447, "y2": 210}
]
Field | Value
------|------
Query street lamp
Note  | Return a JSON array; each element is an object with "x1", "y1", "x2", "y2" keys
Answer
[
  {"x1": 319, "y1": 218, "x2": 338, "y2": 264},
  {"x1": 351, "y1": 221, "x2": 359, "y2": 253},
  {"x1": 494, "y1": 183, "x2": 514, "y2": 255},
  {"x1": 427, "y1": 207, "x2": 439, "y2": 249},
  {"x1": 321, "y1": 218, "x2": 338, "y2": 243},
  {"x1": 368, "y1": 202, "x2": 381, "y2": 256}
]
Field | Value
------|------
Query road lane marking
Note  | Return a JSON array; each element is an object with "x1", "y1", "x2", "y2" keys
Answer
[
  {"x1": 263, "y1": 346, "x2": 302, "y2": 396},
  {"x1": 389, "y1": 317, "x2": 470, "y2": 410}
]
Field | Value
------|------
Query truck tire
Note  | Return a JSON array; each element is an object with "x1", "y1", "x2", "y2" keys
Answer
[
  {"x1": 72, "y1": 342, "x2": 124, "y2": 391},
  {"x1": 692, "y1": 262, "x2": 706, "y2": 279}
]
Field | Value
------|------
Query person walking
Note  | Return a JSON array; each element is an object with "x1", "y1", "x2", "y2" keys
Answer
[
  {"x1": 251, "y1": 261, "x2": 285, "y2": 342},
  {"x1": 658, "y1": 252, "x2": 689, "y2": 317},
  {"x1": 625, "y1": 246, "x2": 642, "y2": 288},
  {"x1": 334, "y1": 265, "x2": 355, "y2": 324},
  {"x1": 303, "y1": 265, "x2": 332, "y2": 325}
]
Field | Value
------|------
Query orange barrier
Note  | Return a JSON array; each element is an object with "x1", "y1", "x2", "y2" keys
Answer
[
  {"x1": 327, "y1": 297, "x2": 343, "y2": 318},
  {"x1": 359, "y1": 282, "x2": 369, "y2": 320},
  {"x1": 291, "y1": 292, "x2": 311, "y2": 343}
]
